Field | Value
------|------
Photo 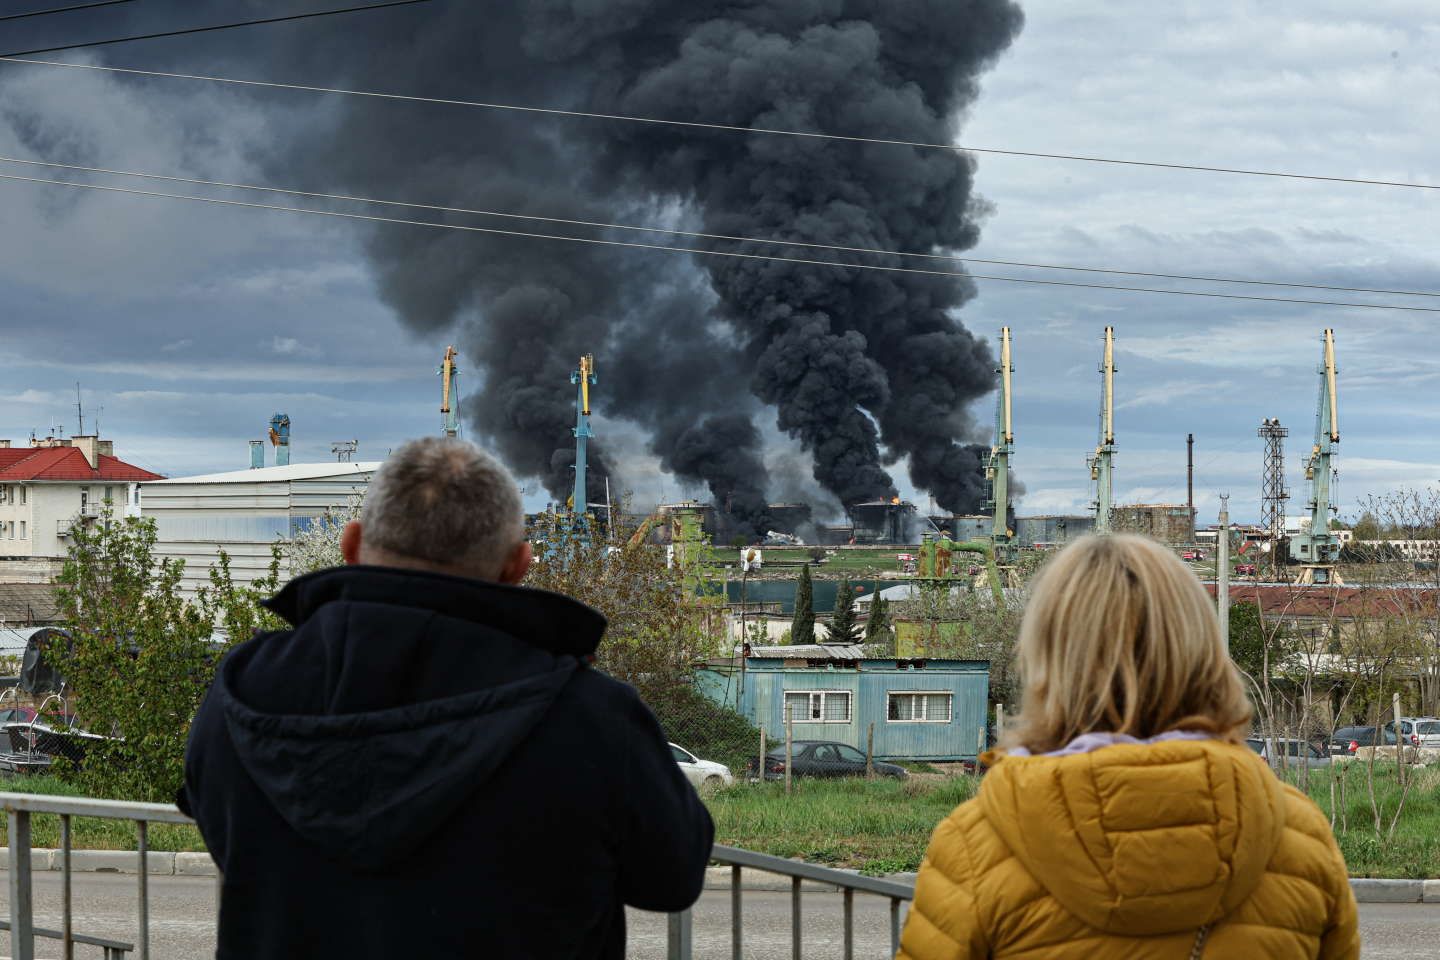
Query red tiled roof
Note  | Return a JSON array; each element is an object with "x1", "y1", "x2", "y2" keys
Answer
[
  {"x1": 0, "y1": 447, "x2": 163, "y2": 482},
  {"x1": 1205, "y1": 582, "x2": 1440, "y2": 619}
]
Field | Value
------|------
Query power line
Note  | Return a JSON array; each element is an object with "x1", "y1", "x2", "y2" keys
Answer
[
  {"x1": 2, "y1": 153, "x2": 1436, "y2": 301},
  {"x1": 0, "y1": 1, "x2": 134, "y2": 23},
  {"x1": 4, "y1": 170, "x2": 1439, "y2": 314},
  {"x1": 0, "y1": 0, "x2": 430, "y2": 58},
  {"x1": 0, "y1": 55, "x2": 1432, "y2": 192}
]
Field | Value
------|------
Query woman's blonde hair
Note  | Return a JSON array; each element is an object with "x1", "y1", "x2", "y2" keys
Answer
[{"x1": 1006, "y1": 534, "x2": 1252, "y2": 754}]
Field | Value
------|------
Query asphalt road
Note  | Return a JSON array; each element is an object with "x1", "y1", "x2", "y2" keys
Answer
[{"x1": 0, "y1": 874, "x2": 1433, "y2": 958}]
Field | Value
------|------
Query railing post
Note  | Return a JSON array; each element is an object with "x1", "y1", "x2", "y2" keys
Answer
[
  {"x1": 61, "y1": 813, "x2": 73, "y2": 960},
  {"x1": 137, "y1": 820, "x2": 149, "y2": 960},
  {"x1": 666, "y1": 908, "x2": 693, "y2": 960},
  {"x1": 790, "y1": 875, "x2": 802, "y2": 960},
  {"x1": 730, "y1": 864, "x2": 741, "y2": 960},
  {"x1": 8, "y1": 809, "x2": 35, "y2": 960},
  {"x1": 843, "y1": 887, "x2": 854, "y2": 960}
]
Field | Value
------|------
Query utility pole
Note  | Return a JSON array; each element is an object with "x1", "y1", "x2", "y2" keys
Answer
[{"x1": 1218, "y1": 494, "x2": 1231, "y2": 652}]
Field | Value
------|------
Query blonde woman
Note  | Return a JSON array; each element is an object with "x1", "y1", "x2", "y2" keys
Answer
[{"x1": 898, "y1": 535, "x2": 1358, "y2": 960}]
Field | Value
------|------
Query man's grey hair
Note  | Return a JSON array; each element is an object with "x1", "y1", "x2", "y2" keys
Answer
[{"x1": 361, "y1": 438, "x2": 525, "y2": 577}]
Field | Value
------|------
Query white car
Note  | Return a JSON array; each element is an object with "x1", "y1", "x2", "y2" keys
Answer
[
  {"x1": 1398, "y1": 717, "x2": 1440, "y2": 749},
  {"x1": 669, "y1": 742, "x2": 734, "y2": 789}
]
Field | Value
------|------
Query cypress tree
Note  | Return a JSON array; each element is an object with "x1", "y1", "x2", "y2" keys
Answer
[
  {"x1": 829, "y1": 578, "x2": 862, "y2": 644},
  {"x1": 864, "y1": 593, "x2": 891, "y2": 643},
  {"x1": 791, "y1": 563, "x2": 815, "y2": 645}
]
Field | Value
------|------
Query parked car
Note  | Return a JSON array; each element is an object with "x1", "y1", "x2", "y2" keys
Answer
[
  {"x1": 1329, "y1": 725, "x2": 1398, "y2": 755},
  {"x1": 669, "y1": 742, "x2": 734, "y2": 789},
  {"x1": 1245, "y1": 737, "x2": 1330, "y2": 769},
  {"x1": 1235, "y1": 563, "x2": 1257, "y2": 576},
  {"x1": 1181, "y1": 550, "x2": 1205, "y2": 561},
  {"x1": 746, "y1": 740, "x2": 908, "y2": 781},
  {"x1": 1396, "y1": 717, "x2": 1440, "y2": 749},
  {"x1": 0, "y1": 707, "x2": 37, "y2": 725}
]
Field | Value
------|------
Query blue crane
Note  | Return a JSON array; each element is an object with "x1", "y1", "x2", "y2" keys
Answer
[{"x1": 571, "y1": 355, "x2": 596, "y2": 518}]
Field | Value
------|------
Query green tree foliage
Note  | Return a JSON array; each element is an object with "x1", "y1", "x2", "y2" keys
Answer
[
  {"x1": 52, "y1": 510, "x2": 281, "y2": 801},
  {"x1": 524, "y1": 512, "x2": 760, "y2": 767},
  {"x1": 1228, "y1": 601, "x2": 1269, "y2": 681},
  {"x1": 864, "y1": 593, "x2": 891, "y2": 643},
  {"x1": 791, "y1": 563, "x2": 815, "y2": 645},
  {"x1": 829, "y1": 578, "x2": 862, "y2": 644},
  {"x1": 1350, "y1": 511, "x2": 1381, "y2": 542}
]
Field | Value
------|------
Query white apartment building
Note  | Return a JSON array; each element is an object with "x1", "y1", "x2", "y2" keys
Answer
[{"x1": 0, "y1": 436, "x2": 161, "y2": 582}]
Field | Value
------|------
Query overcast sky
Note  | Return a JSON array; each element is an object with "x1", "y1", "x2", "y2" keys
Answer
[{"x1": 0, "y1": 1, "x2": 1434, "y2": 524}]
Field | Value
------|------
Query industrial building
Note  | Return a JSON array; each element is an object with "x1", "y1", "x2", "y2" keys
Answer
[
  {"x1": 1112, "y1": 504, "x2": 1195, "y2": 545},
  {"x1": 1014, "y1": 514, "x2": 1094, "y2": 548},
  {"x1": 140, "y1": 461, "x2": 380, "y2": 596},
  {"x1": 846, "y1": 500, "x2": 917, "y2": 544},
  {"x1": 696, "y1": 648, "x2": 990, "y2": 761}
]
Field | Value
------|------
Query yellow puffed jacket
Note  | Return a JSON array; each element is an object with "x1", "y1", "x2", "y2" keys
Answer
[{"x1": 898, "y1": 739, "x2": 1358, "y2": 959}]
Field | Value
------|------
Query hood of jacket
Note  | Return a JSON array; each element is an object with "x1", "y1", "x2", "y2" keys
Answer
[
  {"x1": 215, "y1": 565, "x2": 606, "y2": 871},
  {"x1": 979, "y1": 739, "x2": 1287, "y2": 936}
]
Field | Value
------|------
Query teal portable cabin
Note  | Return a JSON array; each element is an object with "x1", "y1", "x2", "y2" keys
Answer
[{"x1": 696, "y1": 645, "x2": 989, "y2": 762}]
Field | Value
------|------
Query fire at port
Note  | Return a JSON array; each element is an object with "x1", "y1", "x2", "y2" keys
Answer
[{"x1": 220, "y1": 2, "x2": 1026, "y2": 541}]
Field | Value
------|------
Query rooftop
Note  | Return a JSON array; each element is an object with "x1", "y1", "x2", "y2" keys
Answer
[
  {"x1": 146, "y1": 461, "x2": 384, "y2": 485},
  {"x1": 0, "y1": 447, "x2": 161, "y2": 483}
]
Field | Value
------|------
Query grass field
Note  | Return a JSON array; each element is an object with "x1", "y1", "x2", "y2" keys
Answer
[
  {"x1": 1, "y1": 762, "x2": 1434, "y2": 878},
  {"x1": 706, "y1": 762, "x2": 1440, "y2": 878},
  {"x1": 0, "y1": 776, "x2": 205, "y2": 852},
  {"x1": 751, "y1": 547, "x2": 907, "y2": 577}
]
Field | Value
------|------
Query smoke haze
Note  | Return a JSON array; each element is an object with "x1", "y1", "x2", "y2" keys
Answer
[{"x1": 62, "y1": 1, "x2": 1025, "y2": 529}]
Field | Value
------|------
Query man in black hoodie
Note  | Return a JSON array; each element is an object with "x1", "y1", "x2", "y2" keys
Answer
[{"x1": 181, "y1": 438, "x2": 714, "y2": 959}]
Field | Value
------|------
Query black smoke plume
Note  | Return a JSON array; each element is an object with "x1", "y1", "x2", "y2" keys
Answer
[{"x1": 89, "y1": 1, "x2": 1025, "y2": 527}]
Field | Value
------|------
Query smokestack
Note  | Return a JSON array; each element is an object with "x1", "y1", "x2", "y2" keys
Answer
[
  {"x1": 250, "y1": 441, "x2": 265, "y2": 470},
  {"x1": 1187, "y1": 433, "x2": 1195, "y2": 541}
]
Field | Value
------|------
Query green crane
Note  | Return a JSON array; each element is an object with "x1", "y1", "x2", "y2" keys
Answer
[
  {"x1": 1293, "y1": 329, "x2": 1341, "y2": 584},
  {"x1": 1088, "y1": 326, "x2": 1116, "y2": 534},
  {"x1": 984, "y1": 327, "x2": 1015, "y2": 564}
]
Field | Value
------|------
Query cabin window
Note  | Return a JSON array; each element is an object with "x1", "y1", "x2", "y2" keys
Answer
[
  {"x1": 887, "y1": 692, "x2": 953, "y2": 723},
  {"x1": 784, "y1": 690, "x2": 851, "y2": 723}
]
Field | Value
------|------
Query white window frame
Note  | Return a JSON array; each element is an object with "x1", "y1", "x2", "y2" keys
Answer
[
  {"x1": 783, "y1": 689, "x2": 852, "y2": 724},
  {"x1": 886, "y1": 691, "x2": 954, "y2": 724}
]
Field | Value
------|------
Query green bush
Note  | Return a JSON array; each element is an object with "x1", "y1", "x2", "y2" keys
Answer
[{"x1": 648, "y1": 684, "x2": 761, "y2": 776}]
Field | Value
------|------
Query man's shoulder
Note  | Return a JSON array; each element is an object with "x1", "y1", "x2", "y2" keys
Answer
[{"x1": 557, "y1": 664, "x2": 646, "y2": 711}]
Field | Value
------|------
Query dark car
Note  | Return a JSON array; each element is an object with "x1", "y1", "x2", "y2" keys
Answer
[
  {"x1": 1329, "y1": 725, "x2": 1398, "y2": 755},
  {"x1": 746, "y1": 740, "x2": 908, "y2": 781}
]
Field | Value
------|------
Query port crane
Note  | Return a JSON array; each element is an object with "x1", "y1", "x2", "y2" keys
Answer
[
  {"x1": 570, "y1": 354, "x2": 596, "y2": 521},
  {"x1": 1087, "y1": 327, "x2": 1116, "y2": 534},
  {"x1": 1292, "y1": 329, "x2": 1341, "y2": 585},
  {"x1": 984, "y1": 327, "x2": 1015, "y2": 565},
  {"x1": 438, "y1": 346, "x2": 460, "y2": 438}
]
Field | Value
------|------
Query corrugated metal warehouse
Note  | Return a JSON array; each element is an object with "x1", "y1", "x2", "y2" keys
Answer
[
  {"x1": 697, "y1": 647, "x2": 989, "y2": 761},
  {"x1": 140, "y1": 462, "x2": 380, "y2": 596}
]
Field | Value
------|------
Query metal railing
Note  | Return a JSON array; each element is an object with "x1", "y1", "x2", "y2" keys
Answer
[
  {"x1": 1, "y1": 792, "x2": 197, "y2": 960},
  {"x1": 666, "y1": 844, "x2": 913, "y2": 960},
  {"x1": 1, "y1": 794, "x2": 913, "y2": 959}
]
